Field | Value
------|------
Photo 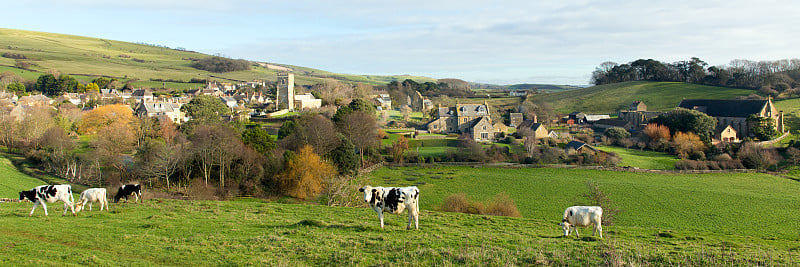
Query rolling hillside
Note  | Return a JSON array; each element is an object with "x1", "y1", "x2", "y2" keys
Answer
[
  {"x1": 0, "y1": 28, "x2": 436, "y2": 88},
  {"x1": 535, "y1": 81, "x2": 756, "y2": 114}
]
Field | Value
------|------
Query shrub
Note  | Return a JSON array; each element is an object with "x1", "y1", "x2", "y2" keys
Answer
[
  {"x1": 483, "y1": 193, "x2": 521, "y2": 217},
  {"x1": 441, "y1": 193, "x2": 521, "y2": 217},
  {"x1": 578, "y1": 181, "x2": 621, "y2": 225},
  {"x1": 2, "y1": 52, "x2": 26, "y2": 59},
  {"x1": 441, "y1": 193, "x2": 482, "y2": 214}
]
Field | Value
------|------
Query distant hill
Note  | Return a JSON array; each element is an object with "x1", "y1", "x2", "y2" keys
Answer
[
  {"x1": 506, "y1": 83, "x2": 583, "y2": 92},
  {"x1": 0, "y1": 28, "x2": 436, "y2": 89},
  {"x1": 535, "y1": 81, "x2": 756, "y2": 114}
]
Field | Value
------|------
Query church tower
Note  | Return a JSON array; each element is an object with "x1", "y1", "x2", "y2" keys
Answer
[{"x1": 276, "y1": 72, "x2": 295, "y2": 110}]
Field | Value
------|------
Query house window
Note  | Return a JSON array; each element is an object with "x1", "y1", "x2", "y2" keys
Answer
[{"x1": 481, "y1": 132, "x2": 489, "y2": 139}]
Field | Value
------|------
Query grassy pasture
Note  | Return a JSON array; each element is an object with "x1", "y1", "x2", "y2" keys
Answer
[
  {"x1": 597, "y1": 146, "x2": 679, "y2": 170},
  {"x1": 1, "y1": 151, "x2": 799, "y2": 265},
  {"x1": 367, "y1": 166, "x2": 800, "y2": 240},
  {"x1": 536, "y1": 81, "x2": 755, "y2": 114},
  {"x1": 1, "y1": 199, "x2": 798, "y2": 266}
]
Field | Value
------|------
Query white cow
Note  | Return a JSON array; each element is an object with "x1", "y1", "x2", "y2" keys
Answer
[
  {"x1": 359, "y1": 185, "x2": 420, "y2": 229},
  {"x1": 75, "y1": 188, "x2": 109, "y2": 213},
  {"x1": 18, "y1": 184, "x2": 76, "y2": 216},
  {"x1": 558, "y1": 206, "x2": 603, "y2": 238}
]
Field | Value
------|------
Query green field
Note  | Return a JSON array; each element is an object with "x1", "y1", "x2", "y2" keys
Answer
[
  {"x1": 597, "y1": 146, "x2": 679, "y2": 170},
  {"x1": 0, "y1": 28, "x2": 434, "y2": 88},
  {"x1": 536, "y1": 81, "x2": 756, "y2": 114},
  {"x1": 0, "y1": 154, "x2": 47, "y2": 197},
  {"x1": 2, "y1": 151, "x2": 800, "y2": 265},
  {"x1": 775, "y1": 98, "x2": 800, "y2": 134},
  {"x1": 367, "y1": 167, "x2": 800, "y2": 240}
]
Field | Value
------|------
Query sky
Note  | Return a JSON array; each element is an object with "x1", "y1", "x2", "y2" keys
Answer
[{"x1": 4, "y1": 0, "x2": 800, "y2": 85}]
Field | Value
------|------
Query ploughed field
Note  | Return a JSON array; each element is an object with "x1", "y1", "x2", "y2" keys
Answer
[{"x1": 0, "y1": 165, "x2": 799, "y2": 265}]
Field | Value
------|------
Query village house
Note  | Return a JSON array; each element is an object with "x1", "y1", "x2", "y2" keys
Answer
[
  {"x1": 131, "y1": 89, "x2": 154, "y2": 102},
  {"x1": 409, "y1": 91, "x2": 432, "y2": 112},
  {"x1": 509, "y1": 113, "x2": 524, "y2": 128},
  {"x1": 17, "y1": 95, "x2": 53, "y2": 106},
  {"x1": 618, "y1": 101, "x2": 664, "y2": 129},
  {"x1": 135, "y1": 101, "x2": 187, "y2": 123},
  {"x1": 517, "y1": 119, "x2": 549, "y2": 142},
  {"x1": 220, "y1": 96, "x2": 238, "y2": 108},
  {"x1": 509, "y1": 90, "x2": 527, "y2": 97},
  {"x1": 427, "y1": 102, "x2": 495, "y2": 142},
  {"x1": 375, "y1": 94, "x2": 392, "y2": 110},
  {"x1": 565, "y1": 140, "x2": 597, "y2": 155},
  {"x1": 677, "y1": 98, "x2": 784, "y2": 140}
]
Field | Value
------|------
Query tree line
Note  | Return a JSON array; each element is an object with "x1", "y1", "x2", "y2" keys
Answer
[
  {"x1": 0, "y1": 95, "x2": 381, "y2": 204},
  {"x1": 591, "y1": 58, "x2": 800, "y2": 95}
]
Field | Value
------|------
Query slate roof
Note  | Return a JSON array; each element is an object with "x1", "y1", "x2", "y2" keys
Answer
[
  {"x1": 517, "y1": 120, "x2": 543, "y2": 131},
  {"x1": 566, "y1": 140, "x2": 596, "y2": 151},
  {"x1": 437, "y1": 107, "x2": 454, "y2": 117},
  {"x1": 470, "y1": 116, "x2": 492, "y2": 128},
  {"x1": 677, "y1": 99, "x2": 768, "y2": 118},
  {"x1": 456, "y1": 104, "x2": 489, "y2": 117}
]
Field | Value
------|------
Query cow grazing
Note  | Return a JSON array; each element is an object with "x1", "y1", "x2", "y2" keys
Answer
[
  {"x1": 18, "y1": 185, "x2": 76, "y2": 216},
  {"x1": 75, "y1": 188, "x2": 108, "y2": 213},
  {"x1": 359, "y1": 185, "x2": 419, "y2": 230},
  {"x1": 114, "y1": 184, "x2": 142, "y2": 203},
  {"x1": 558, "y1": 206, "x2": 603, "y2": 238}
]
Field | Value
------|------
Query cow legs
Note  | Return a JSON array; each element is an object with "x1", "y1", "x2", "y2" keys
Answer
[
  {"x1": 30, "y1": 201, "x2": 41, "y2": 216},
  {"x1": 573, "y1": 227, "x2": 580, "y2": 238},
  {"x1": 595, "y1": 224, "x2": 603, "y2": 238},
  {"x1": 64, "y1": 200, "x2": 76, "y2": 216},
  {"x1": 379, "y1": 212, "x2": 385, "y2": 229},
  {"x1": 407, "y1": 206, "x2": 419, "y2": 230}
]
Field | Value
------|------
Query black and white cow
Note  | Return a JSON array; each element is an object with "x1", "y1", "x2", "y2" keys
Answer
[
  {"x1": 18, "y1": 184, "x2": 76, "y2": 216},
  {"x1": 114, "y1": 184, "x2": 142, "y2": 203},
  {"x1": 359, "y1": 185, "x2": 419, "y2": 229}
]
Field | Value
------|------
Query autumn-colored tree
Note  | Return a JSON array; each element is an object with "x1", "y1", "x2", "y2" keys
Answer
[
  {"x1": 280, "y1": 145, "x2": 336, "y2": 200},
  {"x1": 644, "y1": 123, "x2": 671, "y2": 151},
  {"x1": 79, "y1": 104, "x2": 137, "y2": 134},
  {"x1": 280, "y1": 114, "x2": 340, "y2": 156},
  {"x1": 93, "y1": 120, "x2": 137, "y2": 182},
  {"x1": 391, "y1": 136, "x2": 409, "y2": 163},
  {"x1": 85, "y1": 82, "x2": 100, "y2": 94},
  {"x1": 672, "y1": 131, "x2": 706, "y2": 159}
]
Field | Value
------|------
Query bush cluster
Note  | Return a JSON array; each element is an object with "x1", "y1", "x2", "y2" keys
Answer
[{"x1": 191, "y1": 56, "x2": 251, "y2": 73}]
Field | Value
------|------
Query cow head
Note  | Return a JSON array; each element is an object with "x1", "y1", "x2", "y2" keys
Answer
[
  {"x1": 558, "y1": 220, "x2": 572, "y2": 236},
  {"x1": 75, "y1": 203, "x2": 85, "y2": 213},
  {"x1": 359, "y1": 186, "x2": 382, "y2": 205},
  {"x1": 19, "y1": 190, "x2": 35, "y2": 202}
]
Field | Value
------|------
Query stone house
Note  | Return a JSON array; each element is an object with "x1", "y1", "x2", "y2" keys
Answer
[
  {"x1": 518, "y1": 120, "x2": 549, "y2": 143},
  {"x1": 427, "y1": 102, "x2": 494, "y2": 142},
  {"x1": 565, "y1": 140, "x2": 597, "y2": 155},
  {"x1": 716, "y1": 125, "x2": 739, "y2": 143},
  {"x1": 509, "y1": 113, "x2": 523, "y2": 128},
  {"x1": 677, "y1": 98, "x2": 784, "y2": 140}
]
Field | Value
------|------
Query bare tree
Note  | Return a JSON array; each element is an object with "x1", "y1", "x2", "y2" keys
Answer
[{"x1": 337, "y1": 111, "x2": 379, "y2": 164}]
